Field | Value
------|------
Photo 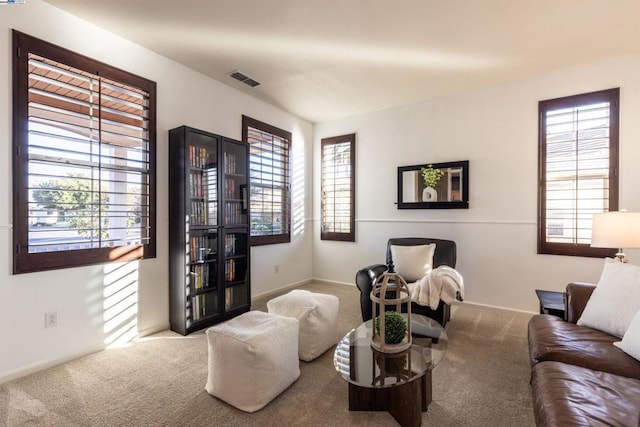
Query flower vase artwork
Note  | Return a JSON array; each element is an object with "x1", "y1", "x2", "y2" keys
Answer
[{"x1": 421, "y1": 165, "x2": 444, "y2": 202}]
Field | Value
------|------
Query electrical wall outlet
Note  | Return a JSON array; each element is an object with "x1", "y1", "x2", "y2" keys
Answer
[
  {"x1": 45, "y1": 312, "x2": 57, "y2": 328},
  {"x1": 274, "y1": 265, "x2": 279, "y2": 274}
]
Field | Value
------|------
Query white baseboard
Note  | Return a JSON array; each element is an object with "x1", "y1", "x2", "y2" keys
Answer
[
  {"x1": 251, "y1": 277, "x2": 358, "y2": 304},
  {"x1": 0, "y1": 343, "x2": 105, "y2": 385},
  {"x1": 251, "y1": 278, "x2": 314, "y2": 303},
  {"x1": 455, "y1": 300, "x2": 537, "y2": 315},
  {"x1": 309, "y1": 277, "x2": 356, "y2": 287},
  {"x1": 138, "y1": 323, "x2": 170, "y2": 338}
]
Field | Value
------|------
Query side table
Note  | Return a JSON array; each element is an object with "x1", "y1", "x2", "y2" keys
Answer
[{"x1": 535, "y1": 289, "x2": 565, "y2": 319}]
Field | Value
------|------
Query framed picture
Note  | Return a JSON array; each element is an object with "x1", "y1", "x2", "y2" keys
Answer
[{"x1": 397, "y1": 160, "x2": 469, "y2": 209}]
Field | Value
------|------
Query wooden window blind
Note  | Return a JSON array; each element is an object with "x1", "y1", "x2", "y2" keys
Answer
[
  {"x1": 321, "y1": 134, "x2": 355, "y2": 242},
  {"x1": 538, "y1": 88, "x2": 618, "y2": 258},
  {"x1": 242, "y1": 116, "x2": 291, "y2": 246},
  {"x1": 12, "y1": 30, "x2": 156, "y2": 273}
]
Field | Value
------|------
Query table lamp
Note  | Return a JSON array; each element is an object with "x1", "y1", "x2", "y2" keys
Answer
[{"x1": 591, "y1": 211, "x2": 640, "y2": 263}]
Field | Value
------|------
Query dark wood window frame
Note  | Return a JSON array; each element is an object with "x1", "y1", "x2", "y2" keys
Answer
[
  {"x1": 538, "y1": 88, "x2": 619, "y2": 258},
  {"x1": 321, "y1": 133, "x2": 356, "y2": 242},
  {"x1": 242, "y1": 115, "x2": 291, "y2": 246},
  {"x1": 12, "y1": 30, "x2": 157, "y2": 274}
]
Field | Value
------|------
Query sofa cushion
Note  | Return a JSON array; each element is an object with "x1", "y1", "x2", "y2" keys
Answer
[
  {"x1": 390, "y1": 244, "x2": 435, "y2": 282},
  {"x1": 528, "y1": 314, "x2": 640, "y2": 379},
  {"x1": 615, "y1": 309, "x2": 640, "y2": 361},
  {"x1": 577, "y1": 258, "x2": 640, "y2": 337},
  {"x1": 531, "y1": 361, "x2": 640, "y2": 427}
]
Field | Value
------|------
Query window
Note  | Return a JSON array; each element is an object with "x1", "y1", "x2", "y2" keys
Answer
[
  {"x1": 538, "y1": 88, "x2": 619, "y2": 257},
  {"x1": 321, "y1": 134, "x2": 355, "y2": 241},
  {"x1": 12, "y1": 30, "x2": 156, "y2": 273},
  {"x1": 242, "y1": 116, "x2": 291, "y2": 246}
]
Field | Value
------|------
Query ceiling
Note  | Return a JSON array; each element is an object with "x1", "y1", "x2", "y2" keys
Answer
[{"x1": 44, "y1": 0, "x2": 640, "y2": 123}]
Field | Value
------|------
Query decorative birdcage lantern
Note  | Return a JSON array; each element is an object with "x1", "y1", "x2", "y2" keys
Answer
[
  {"x1": 372, "y1": 347, "x2": 412, "y2": 386},
  {"x1": 370, "y1": 261, "x2": 412, "y2": 353}
]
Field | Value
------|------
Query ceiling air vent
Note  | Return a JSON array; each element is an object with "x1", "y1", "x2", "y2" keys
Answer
[{"x1": 228, "y1": 70, "x2": 260, "y2": 88}]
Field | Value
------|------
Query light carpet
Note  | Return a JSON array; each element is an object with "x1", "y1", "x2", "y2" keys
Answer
[{"x1": 0, "y1": 282, "x2": 535, "y2": 426}]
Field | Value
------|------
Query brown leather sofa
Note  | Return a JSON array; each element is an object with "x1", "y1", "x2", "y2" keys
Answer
[{"x1": 527, "y1": 282, "x2": 640, "y2": 426}]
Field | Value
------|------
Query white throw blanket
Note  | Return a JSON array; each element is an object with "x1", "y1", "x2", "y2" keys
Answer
[{"x1": 406, "y1": 266, "x2": 464, "y2": 310}]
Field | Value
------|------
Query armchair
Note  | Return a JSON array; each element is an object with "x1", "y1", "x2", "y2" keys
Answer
[{"x1": 355, "y1": 237, "x2": 457, "y2": 327}]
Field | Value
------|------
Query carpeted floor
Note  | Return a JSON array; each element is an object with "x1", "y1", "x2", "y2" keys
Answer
[{"x1": 0, "y1": 282, "x2": 535, "y2": 426}]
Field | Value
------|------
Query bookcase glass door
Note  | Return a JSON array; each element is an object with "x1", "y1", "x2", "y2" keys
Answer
[
  {"x1": 189, "y1": 141, "x2": 218, "y2": 227},
  {"x1": 223, "y1": 140, "x2": 248, "y2": 226},
  {"x1": 187, "y1": 136, "x2": 219, "y2": 328},
  {"x1": 224, "y1": 229, "x2": 249, "y2": 311},
  {"x1": 187, "y1": 230, "x2": 220, "y2": 327}
]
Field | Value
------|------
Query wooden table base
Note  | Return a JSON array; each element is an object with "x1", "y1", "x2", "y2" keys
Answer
[{"x1": 348, "y1": 371, "x2": 431, "y2": 427}]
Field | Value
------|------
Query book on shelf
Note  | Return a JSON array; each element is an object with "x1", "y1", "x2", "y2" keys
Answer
[
  {"x1": 225, "y1": 259, "x2": 236, "y2": 282},
  {"x1": 192, "y1": 294, "x2": 210, "y2": 321},
  {"x1": 191, "y1": 263, "x2": 211, "y2": 290},
  {"x1": 225, "y1": 287, "x2": 233, "y2": 311},
  {"x1": 190, "y1": 200, "x2": 210, "y2": 225},
  {"x1": 224, "y1": 201, "x2": 243, "y2": 225},
  {"x1": 224, "y1": 234, "x2": 236, "y2": 256},
  {"x1": 192, "y1": 294, "x2": 200, "y2": 321},
  {"x1": 190, "y1": 236, "x2": 197, "y2": 261},
  {"x1": 224, "y1": 151, "x2": 237, "y2": 174},
  {"x1": 189, "y1": 146, "x2": 208, "y2": 169},
  {"x1": 189, "y1": 172, "x2": 210, "y2": 200},
  {"x1": 225, "y1": 178, "x2": 236, "y2": 198},
  {"x1": 190, "y1": 235, "x2": 215, "y2": 262}
]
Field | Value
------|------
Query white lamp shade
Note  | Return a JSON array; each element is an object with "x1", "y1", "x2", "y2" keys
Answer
[{"x1": 591, "y1": 212, "x2": 640, "y2": 249}]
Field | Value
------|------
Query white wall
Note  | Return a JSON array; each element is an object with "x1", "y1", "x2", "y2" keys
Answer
[
  {"x1": 0, "y1": 0, "x2": 313, "y2": 382},
  {"x1": 313, "y1": 54, "x2": 640, "y2": 312}
]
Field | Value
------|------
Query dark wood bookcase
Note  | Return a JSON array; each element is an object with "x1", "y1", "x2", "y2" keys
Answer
[{"x1": 169, "y1": 125, "x2": 251, "y2": 335}]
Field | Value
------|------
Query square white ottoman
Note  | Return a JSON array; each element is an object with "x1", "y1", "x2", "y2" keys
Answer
[
  {"x1": 205, "y1": 311, "x2": 300, "y2": 412},
  {"x1": 267, "y1": 289, "x2": 339, "y2": 361}
]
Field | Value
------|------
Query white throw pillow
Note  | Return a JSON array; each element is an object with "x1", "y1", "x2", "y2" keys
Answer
[
  {"x1": 577, "y1": 258, "x2": 640, "y2": 337},
  {"x1": 614, "y1": 309, "x2": 640, "y2": 361},
  {"x1": 390, "y1": 244, "x2": 436, "y2": 282}
]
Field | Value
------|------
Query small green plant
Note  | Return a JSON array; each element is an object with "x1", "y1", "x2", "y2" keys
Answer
[
  {"x1": 374, "y1": 311, "x2": 407, "y2": 344},
  {"x1": 421, "y1": 165, "x2": 445, "y2": 188}
]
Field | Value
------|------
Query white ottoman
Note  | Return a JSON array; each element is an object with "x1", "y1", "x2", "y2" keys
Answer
[
  {"x1": 267, "y1": 289, "x2": 339, "y2": 361},
  {"x1": 205, "y1": 311, "x2": 300, "y2": 412}
]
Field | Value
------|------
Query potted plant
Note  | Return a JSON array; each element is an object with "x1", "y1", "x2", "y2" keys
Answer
[
  {"x1": 374, "y1": 310, "x2": 407, "y2": 344},
  {"x1": 420, "y1": 165, "x2": 444, "y2": 201}
]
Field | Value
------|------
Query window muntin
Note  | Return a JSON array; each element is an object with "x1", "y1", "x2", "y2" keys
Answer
[
  {"x1": 242, "y1": 116, "x2": 291, "y2": 246},
  {"x1": 321, "y1": 134, "x2": 355, "y2": 242},
  {"x1": 538, "y1": 88, "x2": 618, "y2": 257},
  {"x1": 13, "y1": 30, "x2": 156, "y2": 273}
]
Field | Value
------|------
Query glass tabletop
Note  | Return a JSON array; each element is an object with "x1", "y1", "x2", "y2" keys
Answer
[{"x1": 334, "y1": 314, "x2": 448, "y2": 389}]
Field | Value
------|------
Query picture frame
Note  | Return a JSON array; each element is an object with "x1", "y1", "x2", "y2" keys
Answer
[{"x1": 397, "y1": 160, "x2": 469, "y2": 209}]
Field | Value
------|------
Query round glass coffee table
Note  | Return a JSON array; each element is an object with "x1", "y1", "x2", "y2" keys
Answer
[{"x1": 334, "y1": 314, "x2": 448, "y2": 427}]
